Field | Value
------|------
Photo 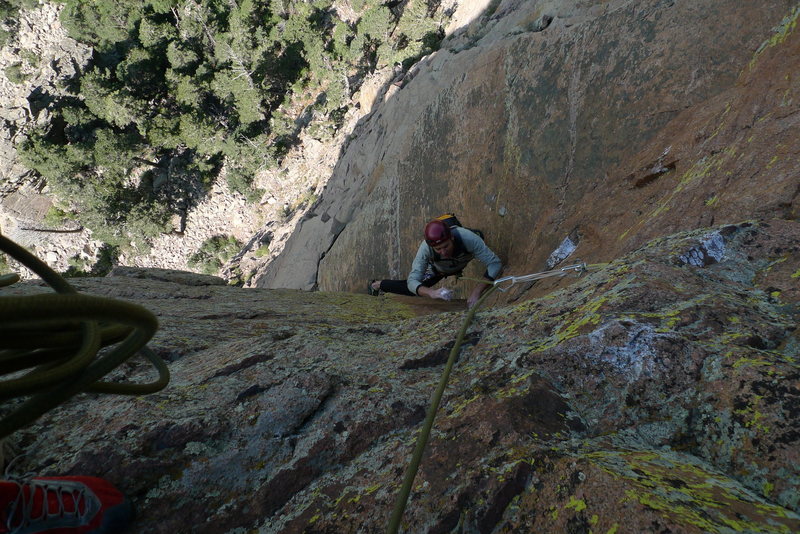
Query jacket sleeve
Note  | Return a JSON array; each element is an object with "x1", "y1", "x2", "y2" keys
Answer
[
  {"x1": 407, "y1": 241, "x2": 432, "y2": 295},
  {"x1": 459, "y1": 229, "x2": 503, "y2": 280}
]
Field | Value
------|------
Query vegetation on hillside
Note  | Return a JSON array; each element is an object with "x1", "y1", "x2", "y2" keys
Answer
[
  {"x1": 15, "y1": 0, "x2": 447, "y2": 252},
  {"x1": 0, "y1": 0, "x2": 37, "y2": 46},
  {"x1": 188, "y1": 234, "x2": 243, "y2": 274}
]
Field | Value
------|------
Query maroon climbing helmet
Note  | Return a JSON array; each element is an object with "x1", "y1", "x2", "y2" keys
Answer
[{"x1": 424, "y1": 219, "x2": 452, "y2": 246}]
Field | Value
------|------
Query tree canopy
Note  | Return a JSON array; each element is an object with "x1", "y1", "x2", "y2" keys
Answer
[{"x1": 18, "y1": 0, "x2": 446, "y2": 252}]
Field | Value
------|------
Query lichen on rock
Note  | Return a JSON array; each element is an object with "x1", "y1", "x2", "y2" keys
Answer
[{"x1": 4, "y1": 219, "x2": 798, "y2": 533}]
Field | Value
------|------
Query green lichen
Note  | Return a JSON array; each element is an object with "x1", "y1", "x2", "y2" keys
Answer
[
  {"x1": 733, "y1": 393, "x2": 776, "y2": 437},
  {"x1": 628, "y1": 149, "x2": 760, "y2": 248},
  {"x1": 318, "y1": 292, "x2": 417, "y2": 324},
  {"x1": 749, "y1": 6, "x2": 800, "y2": 70},
  {"x1": 565, "y1": 495, "x2": 587, "y2": 512},
  {"x1": 448, "y1": 392, "x2": 481, "y2": 417},
  {"x1": 731, "y1": 357, "x2": 775, "y2": 370},
  {"x1": 766, "y1": 155, "x2": 780, "y2": 169},
  {"x1": 584, "y1": 449, "x2": 799, "y2": 532}
]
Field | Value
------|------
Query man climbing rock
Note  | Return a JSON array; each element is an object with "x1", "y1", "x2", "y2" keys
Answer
[{"x1": 369, "y1": 217, "x2": 503, "y2": 308}]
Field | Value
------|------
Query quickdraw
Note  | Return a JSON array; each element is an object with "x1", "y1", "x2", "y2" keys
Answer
[{"x1": 492, "y1": 261, "x2": 588, "y2": 291}]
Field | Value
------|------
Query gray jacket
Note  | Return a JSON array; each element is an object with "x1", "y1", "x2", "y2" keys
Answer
[{"x1": 407, "y1": 227, "x2": 502, "y2": 295}]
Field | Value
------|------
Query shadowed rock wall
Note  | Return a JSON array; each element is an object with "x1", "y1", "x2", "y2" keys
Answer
[{"x1": 254, "y1": 0, "x2": 798, "y2": 302}]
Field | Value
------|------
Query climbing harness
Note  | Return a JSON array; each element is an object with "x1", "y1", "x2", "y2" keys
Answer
[
  {"x1": 0, "y1": 235, "x2": 169, "y2": 439},
  {"x1": 388, "y1": 262, "x2": 590, "y2": 533},
  {"x1": 492, "y1": 262, "x2": 588, "y2": 291}
]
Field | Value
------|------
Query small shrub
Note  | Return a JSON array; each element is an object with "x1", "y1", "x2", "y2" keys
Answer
[
  {"x1": 4, "y1": 62, "x2": 27, "y2": 84},
  {"x1": 279, "y1": 204, "x2": 293, "y2": 221},
  {"x1": 64, "y1": 244, "x2": 121, "y2": 278},
  {"x1": 291, "y1": 189, "x2": 318, "y2": 211},
  {"x1": 43, "y1": 205, "x2": 75, "y2": 228},
  {"x1": 20, "y1": 49, "x2": 39, "y2": 68},
  {"x1": 188, "y1": 235, "x2": 242, "y2": 275},
  {"x1": 65, "y1": 254, "x2": 92, "y2": 275}
]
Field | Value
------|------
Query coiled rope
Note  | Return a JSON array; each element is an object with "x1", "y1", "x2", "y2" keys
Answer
[
  {"x1": 388, "y1": 262, "x2": 592, "y2": 533},
  {"x1": 0, "y1": 235, "x2": 169, "y2": 439}
]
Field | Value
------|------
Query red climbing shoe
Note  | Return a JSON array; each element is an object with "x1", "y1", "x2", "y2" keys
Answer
[{"x1": 0, "y1": 475, "x2": 133, "y2": 533}]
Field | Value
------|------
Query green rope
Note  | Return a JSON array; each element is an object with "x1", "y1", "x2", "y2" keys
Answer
[
  {"x1": 386, "y1": 262, "x2": 598, "y2": 530},
  {"x1": 0, "y1": 235, "x2": 170, "y2": 439},
  {"x1": 387, "y1": 282, "x2": 497, "y2": 534}
]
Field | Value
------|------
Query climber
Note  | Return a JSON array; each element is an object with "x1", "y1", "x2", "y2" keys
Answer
[{"x1": 368, "y1": 218, "x2": 503, "y2": 308}]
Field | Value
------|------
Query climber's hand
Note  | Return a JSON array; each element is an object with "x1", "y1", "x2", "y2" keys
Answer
[{"x1": 430, "y1": 288, "x2": 454, "y2": 301}]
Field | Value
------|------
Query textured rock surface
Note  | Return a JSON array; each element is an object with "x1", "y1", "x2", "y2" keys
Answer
[
  {"x1": 254, "y1": 0, "x2": 799, "y2": 299},
  {"x1": 3, "y1": 219, "x2": 798, "y2": 533},
  {"x1": 0, "y1": 3, "x2": 91, "y2": 193},
  {"x1": 1, "y1": 1, "x2": 799, "y2": 533}
]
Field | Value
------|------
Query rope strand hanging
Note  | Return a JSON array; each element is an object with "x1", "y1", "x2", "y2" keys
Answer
[{"x1": 387, "y1": 262, "x2": 589, "y2": 533}]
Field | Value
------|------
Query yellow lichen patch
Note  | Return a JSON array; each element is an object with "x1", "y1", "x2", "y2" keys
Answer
[
  {"x1": 705, "y1": 104, "x2": 732, "y2": 143},
  {"x1": 748, "y1": 5, "x2": 800, "y2": 70},
  {"x1": 584, "y1": 449, "x2": 799, "y2": 533},
  {"x1": 731, "y1": 357, "x2": 774, "y2": 370},
  {"x1": 734, "y1": 394, "x2": 771, "y2": 434},
  {"x1": 318, "y1": 292, "x2": 417, "y2": 324},
  {"x1": 552, "y1": 298, "x2": 606, "y2": 342},
  {"x1": 448, "y1": 392, "x2": 482, "y2": 418},
  {"x1": 766, "y1": 155, "x2": 780, "y2": 169},
  {"x1": 565, "y1": 495, "x2": 587, "y2": 512},
  {"x1": 644, "y1": 152, "x2": 728, "y2": 222}
]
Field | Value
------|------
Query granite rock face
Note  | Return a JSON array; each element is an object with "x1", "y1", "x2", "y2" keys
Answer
[
  {"x1": 254, "y1": 0, "x2": 799, "y2": 300},
  {"x1": 2, "y1": 1, "x2": 800, "y2": 532},
  {"x1": 4, "y1": 219, "x2": 799, "y2": 533}
]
